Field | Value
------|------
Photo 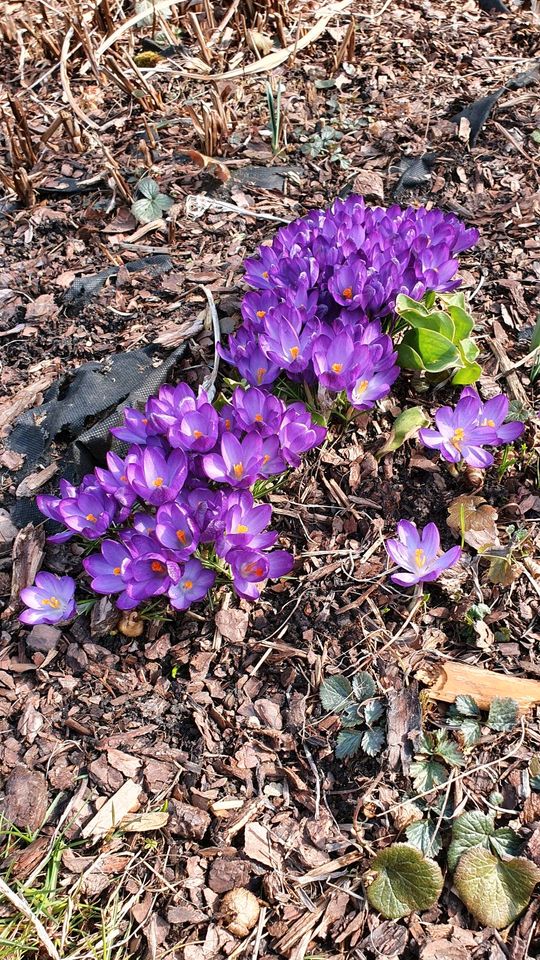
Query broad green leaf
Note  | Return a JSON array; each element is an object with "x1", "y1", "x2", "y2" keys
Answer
[
  {"x1": 406, "y1": 329, "x2": 460, "y2": 373},
  {"x1": 454, "y1": 847, "x2": 540, "y2": 929},
  {"x1": 364, "y1": 700, "x2": 385, "y2": 726},
  {"x1": 352, "y1": 671, "x2": 376, "y2": 703},
  {"x1": 460, "y1": 338, "x2": 480, "y2": 362},
  {"x1": 455, "y1": 695, "x2": 480, "y2": 717},
  {"x1": 396, "y1": 294, "x2": 429, "y2": 321},
  {"x1": 377, "y1": 406, "x2": 430, "y2": 458},
  {"x1": 448, "y1": 811, "x2": 496, "y2": 871},
  {"x1": 451, "y1": 361, "x2": 482, "y2": 385},
  {"x1": 361, "y1": 727, "x2": 385, "y2": 756},
  {"x1": 397, "y1": 341, "x2": 425, "y2": 371},
  {"x1": 490, "y1": 827, "x2": 522, "y2": 860},
  {"x1": 405, "y1": 818, "x2": 443, "y2": 857},
  {"x1": 531, "y1": 314, "x2": 540, "y2": 351},
  {"x1": 365, "y1": 843, "x2": 443, "y2": 919},
  {"x1": 131, "y1": 177, "x2": 173, "y2": 224},
  {"x1": 529, "y1": 756, "x2": 540, "y2": 792},
  {"x1": 488, "y1": 697, "x2": 519, "y2": 732},
  {"x1": 411, "y1": 759, "x2": 448, "y2": 793},
  {"x1": 335, "y1": 729, "x2": 363, "y2": 759},
  {"x1": 320, "y1": 675, "x2": 353, "y2": 713},
  {"x1": 402, "y1": 310, "x2": 456, "y2": 342}
]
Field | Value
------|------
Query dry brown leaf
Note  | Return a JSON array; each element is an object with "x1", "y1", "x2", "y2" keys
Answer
[
  {"x1": 81, "y1": 779, "x2": 142, "y2": 839},
  {"x1": 182, "y1": 149, "x2": 230, "y2": 183},
  {"x1": 120, "y1": 811, "x2": 169, "y2": 832},
  {"x1": 487, "y1": 555, "x2": 522, "y2": 587},
  {"x1": 447, "y1": 495, "x2": 499, "y2": 550}
]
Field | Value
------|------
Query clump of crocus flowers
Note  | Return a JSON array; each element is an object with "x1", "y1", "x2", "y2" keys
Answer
[
  {"x1": 20, "y1": 383, "x2": 325, "y2": 624},
  {"x1": 220, "y1": 196, "x2": 479, "y2": 408}
]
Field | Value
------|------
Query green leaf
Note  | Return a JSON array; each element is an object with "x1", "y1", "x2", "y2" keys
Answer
[
  {"x1": 405, "y1": 329, "x2": 460, "y2": 373},
  {"x1": 531, "y1": 314, "x2": 540, "y2": 351},
  {"x1": 451, "y1": 361, "x2": 482, "y2": 385},
  {"x1": 433, "y1": 731, "x2": 465, "y2": 767},
  {"x1": 352, "y1": 671, "x2": 376, "y2": 703},
  {"x1": 397, "y1": 341, "x2": 425, "y2": 371},
  {"x1": 131, "y1": 177, "x2": 173, "y2": 224},
  {"x1": 341, "y1": 704, "x2": 365, "y2": 727},
  {"x1": 448, "y1": 811, "x2": 496, "y2": 871},
  {"x1": 335, "y1": 729, "x2": 364, "y2": 759},
  {"x1": 405, "y1": 819, "x2": 443, "y2": 857},
  {"x1": 361, "y1": 727, "x2": 385, "y2": 756},
  {"x1": 320, "y1": 676, "x2": 353, "y2": 713},
  {"x1": 411, "y1": 759, "x2": 448, "y2": 793},
  {"x1": 459, "y1": 338, "x2": 480, "y2": 362},
  {"x1": 455, "y1": 695, "x2": 480, "y2": 718},
  {"x1": 531, "y1": 130, "x2": 540, "y2": 145},
  {"x1": 396, "y1": 294, "x2": 430, "y2": 321},
  {"x1": 487, "y1": 697, "x2": 519, "y2": 732},
  {"x1": 457, "y1": 718, "x2": 482, "y2": 750},
  {"x1": 365, "y1": 843, "x2": 443, "y2": 919},
  {"x1": 454, "y1": 847, "x2": 540, "y2": 929},
  {"x1": 364, "y1": 700, "x2": 385, "y2": 726},
  {"x1": 377, "y1": 406, "x2": 430, "y2": 458},
  {"x1": 490, "y1": 827, "x2": 522, "y2": 860},
  {"x1": 402, "y1": 310, "x2": 456, "y2": 342},
  {"x1": 529, "y1": 756, "x2": 540, "y2": 792}
]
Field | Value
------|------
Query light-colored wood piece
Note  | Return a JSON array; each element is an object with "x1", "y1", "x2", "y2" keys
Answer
[{"x1": 425, "y1": 660, "x2": 540, "y2": 714}]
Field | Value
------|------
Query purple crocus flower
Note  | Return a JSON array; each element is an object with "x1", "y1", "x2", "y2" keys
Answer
[
  {"x1": 20, "y1": 573, "x2": 76, "y2": 625},
  {"x1": 346, "y1": 355, "x2": 400, "y2": 410},
  {"x1": 232, "y1": 387, "x2": 285, "y2": 437},
  {"x1": 155, "y1": 502, "x2": 199, "y2": 558},
  {"x1": 168, "y1": 558, "x2": 215, "y2": 611},
  {"x1": 95, "y1": 452, "x2": 137, "y2": 510},
  {"x1": 119, "y1": 535, "x2": 181, "y2": 607},
  {"x1": 59, "y1": 489, "x2": 117, "y2": 539},
  {"x1": 419, "y1": 394, "x2": 498, "y2": 468},
  {"x1": 385, "y1": 520, "x2": 461, "y2": 587},
  {"x1": 460, "y1": 387, "x2": 525, "y2": 445},
  {"x1": 312, "y1": 331, "x2": 365, "y2": 392},
  {"x1": 168, "y1": 403, "x2": 219, "y2": 453},
  {"x1": 328, "y1": 258, "x2": 366, "y2": 308},
  {"x1": 259, "y1": 308, "x2": 315, "y2": 374},
  {"x1": 228, "y1": 547, "x2": 294, "y2": 600},
  {"x1": 203, "y1": 433, "x2": 264, "y2": 488},
  {"x1": 145, "y1": 383, "x2": 198, "y2": 434},
  {"x1": 216, "y1": 491, "x2": 277, "y2": 558},
  {"x1": 84, "y1": 540, "x2": 133, "y2": 595},
  {"x1": 219, "y1": 331, "x2": 280, "y2": 388},
  {"x1": 278, "y1": 404, "x2": 327, "y2": 467},
  {"x1": 111, "y1": 408, "x2": 160, "y2": 445},
  {"x1": 126, "y1": 447, "x2": 188, "y2": 505}
]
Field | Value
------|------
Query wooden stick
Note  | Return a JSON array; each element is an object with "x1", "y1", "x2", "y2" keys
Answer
[{"x1": 424, "y1": 660, "x2": 540, "y2": 714}]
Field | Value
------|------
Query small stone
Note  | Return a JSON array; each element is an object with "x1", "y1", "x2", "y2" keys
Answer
[
  {"x1": 26, "y1": 624, "x2": 61, "y2": 653},
  {"x1": 168, "y1": 800, "x2": 211, "y2": 840},
  {"x1": 65, "y1": 643, "x2": 88, "y2": 674},
  {"x1": 0, "y1": 765, "x2": 48, "y2": 832}
]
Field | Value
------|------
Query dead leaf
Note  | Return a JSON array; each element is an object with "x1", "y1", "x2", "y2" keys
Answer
[
  {"x1": 487, "y1": 554, "x2": 522, "y2": 587},
  {"x1": 81, "y1": 779, "x2": 142, "y2": 839},
  {"x1": 106, "y1": 748, "x2": 142, "y2": 778},
  {"x1": 25, "y1": 294, "x2": 59, "y2": 321},
  {"x1": 181, "y1": 148, "x2": 230, "y2": 183},
  {"x1": 121, "y1": 811, "x2": 169, "y2": 832},
  {"x1": 352, "y1": 169, "x2": 385, "y2": 201},
  {"x1": 447, "y1": 495, "x2": 499, "y2": 550},
  {"x1": 247, "y1": 30, "x2": 274, "y2": 56},
  {"x1": 244, "y1": 822, "x2": 282, "y2": 868},
  {"x1": 214, "y1": 608, "x2": 249, "y2": 644}
]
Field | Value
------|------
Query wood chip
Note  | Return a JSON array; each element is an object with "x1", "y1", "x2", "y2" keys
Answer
[{"x1": 81, "y1": 779, "x2": 142, "y2": 839}]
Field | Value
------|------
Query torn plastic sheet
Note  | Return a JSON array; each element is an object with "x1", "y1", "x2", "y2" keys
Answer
[
  {"x1": 5, "y1": 342, "x2": 188, "y2": 529},
  {"x1": 392, "y1": 153, "x2": 436, "y2": 196},
  {"x1": 451, "y1": 91, "x2": 503, "y2": 147},
  {"x1": 63, "y1": 253, "x2": 172, "y2": 308}
]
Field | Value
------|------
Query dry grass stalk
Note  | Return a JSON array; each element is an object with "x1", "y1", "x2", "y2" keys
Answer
[
  {"x1": 121, "y1": 51, "x2": 165, "y2": 110},
  {"x1": 7, "y1": 95, "x2": 37, "y2": 166},
  {"x1": 334, "y1": 17, "x2": 355, "y2": 70},
  {"x1": 187, "y1": 10, "x2": 213, "y2": 64}
]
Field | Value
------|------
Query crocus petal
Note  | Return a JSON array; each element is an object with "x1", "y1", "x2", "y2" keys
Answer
[
  {"x1": 420, "y1": 522, "x2": 440, "y2": 562},
  {"x1": 418, "y1": 428, "x2": 444, "y2": 449},
  {"x1": 462, "y1": 446, "x2": 494, "y2": 468},
  {"x1": 396, "y1": 519, "x2": 421, "y2": 549},
  {"x1": 482, "y1": 394, "x2": 508, "y2": 425},
  {"x1": 493, "y1": 421, "x2": 524, "y2": 444},
  {"x1": 390, "y1": 570, "x2": 421, "y2": 587}
]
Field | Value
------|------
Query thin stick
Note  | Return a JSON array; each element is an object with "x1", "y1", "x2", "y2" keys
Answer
[
  {"x1": 0, "y1": 876, "x2": 61, "y2": 960},
  {"x1": 200, "y1": 285, "x2": 221, "y2": 403}
]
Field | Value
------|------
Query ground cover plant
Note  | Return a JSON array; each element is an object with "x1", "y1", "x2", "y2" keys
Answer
[{"x1": 1, "y1": 1, "x2": 540, "y2": 959}]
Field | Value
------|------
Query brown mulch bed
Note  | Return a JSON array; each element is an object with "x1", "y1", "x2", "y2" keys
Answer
[{"x1": 1, "y1": 1, "x2": 539, "y2": 958}]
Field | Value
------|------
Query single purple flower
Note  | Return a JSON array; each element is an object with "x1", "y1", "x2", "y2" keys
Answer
[
  {"x1": 460, "y1": 387, "x2": 525, "y2": 445},
  {"x1": 111, "y1": 408, "x2": 160, "y2": 445},
  {"x1": 83, "y1": 540, "x2": 133, "y2": 595},
  {"x1": 120, "y1": 538, "x2": 181, "y2": 607},
  {"x1": 260, "y1": 307, "x2": 315, "y2": 374},
  {"x1": 311, "y1": 331, "x2": 365, "y2": 392},
  {"x1": 232, "y1": 387, "x2": 285, "y2": 437},
  {"x1": 59, "y1": 489, "x2": 117, "y2": 539},
  {"x1": 95, "y1": 452, "x2": 137, "y2": 509},
  {"x1": 346, "y1": 356, "x2": 400, "y2": 410},
  {"x1": 278, "y1": 403, "x2": 327, "y2": 467},
  {"x1": 168, "y1": 558, "x2": 215, "y2": 611},
  {"x1": 419, "y1": 395, "x2": 498, "y2": 468},
  {"x1": 168, "y1": 403, "x2": 219, "y2": 453},
  {"x1": 385, "y1": 520, "x2": 461, "y2": 587},
  {"x1": 19, "y1": 573, "x2": 76, "y2": 625},
  {"x1": 328, "y1": 259, "x2": 366, "y2": 308},
  {"x1": 216, "y1": 491, "x2": 277, "y2": 558},
  {"x1": 228, "y1": 547, "x2": 294, "y2": 600},
  {"x1": 155, "y1": 502, "x2": 199, "y2": 558},
  {"x1": 145, "y1": 383, "x2": 198, "y2": 434},
  {"x1": 203, "y1": 433, "x2": 264, "y2": 488},
  {"x1": 219, "y1": 331, "x2": 280, "y2": 387},
  {"x1": 126, "y1": 447, "x2": 188, "y2": 505}
]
